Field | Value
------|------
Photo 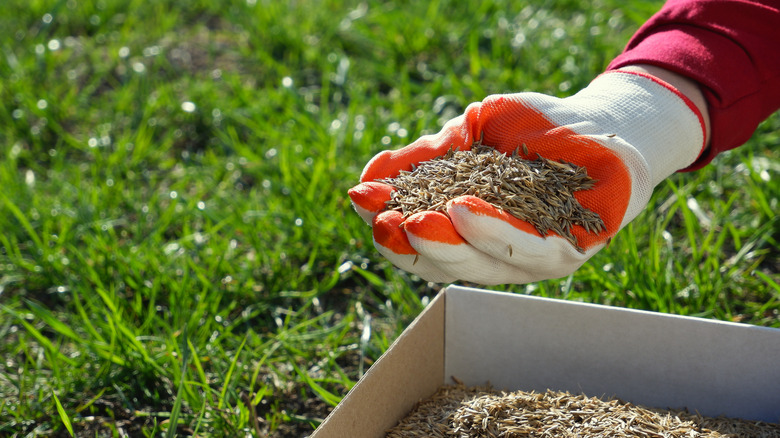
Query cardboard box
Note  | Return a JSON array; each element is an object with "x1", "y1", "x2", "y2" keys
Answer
[{"x1": 312, "y1": 285, "x2": 780, "y2": 437}]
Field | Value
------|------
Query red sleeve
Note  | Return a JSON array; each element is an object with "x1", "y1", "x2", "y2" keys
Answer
[{"x1": 607, "y1": 0, "x2": 780, "y2": 171}]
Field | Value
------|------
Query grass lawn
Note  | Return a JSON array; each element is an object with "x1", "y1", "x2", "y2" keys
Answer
[{"x1": 1, "y1": 0, "x2": 777, "y2": 436}]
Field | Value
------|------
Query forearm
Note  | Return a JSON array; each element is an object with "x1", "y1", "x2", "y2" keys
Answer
[{"x1": 608, "y1": 0, "x2": 780, "y2": 170}]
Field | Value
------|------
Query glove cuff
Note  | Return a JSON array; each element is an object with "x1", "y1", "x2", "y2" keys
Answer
[{"x1": 571, "y1": 71, "x2": 707, "y2": 188}]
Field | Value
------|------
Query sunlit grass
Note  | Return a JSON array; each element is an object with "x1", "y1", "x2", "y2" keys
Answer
[{"x1": 1, "y1": 0, "x2": 777, "y2": 436}]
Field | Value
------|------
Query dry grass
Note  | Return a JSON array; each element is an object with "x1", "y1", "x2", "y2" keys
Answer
[
  {"x1": 386, "y1": 382, "x2": 780, "y2": 438},
  {"x1": 379, "y1": 144, "x2": 605, "y2": 252}
]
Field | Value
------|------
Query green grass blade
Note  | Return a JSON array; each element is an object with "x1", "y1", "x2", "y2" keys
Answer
[
  {"x1": 1, "y1": 305, "x2": 76, "y2": 366},
  {"x1": 187, "y1": 339, "x2": 215, "y2": 406},
  {"x1": 24, "y1": 299, "x2": 79, "y2": 340},
  {"x1": 75, "y1": 388, "x2": 108, "y2": 414},
  {"x1": 217, "y1": 334, "x2": 248, "y2": 410},
  {"x1": 166, "y1": 330, "x2": 191, "y2": 438},
  {"x1": 0, "y1": 192, "x2": 45, "y2": 251},
  {"x1": 52, "y1": 390, "x2": 74, "y2": 437},
  {"x1": 291, "y1": 362, "x2": 342, "y2": 407},
  {"x1": 756, "y1": 271, "x2": 780, "y2": 293}
]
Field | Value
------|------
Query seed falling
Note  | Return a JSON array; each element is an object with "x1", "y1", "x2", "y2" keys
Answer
[
  {"x1": 378, "y1": 142, "x2": 606, "y2": 253},
  {"x1": 386, "y1": 382, "x2": 780, "y2": 438}
]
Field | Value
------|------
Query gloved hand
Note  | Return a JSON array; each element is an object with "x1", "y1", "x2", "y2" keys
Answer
[{"x1": 349, "y1": 71, "x2": 706, "y2": 284}]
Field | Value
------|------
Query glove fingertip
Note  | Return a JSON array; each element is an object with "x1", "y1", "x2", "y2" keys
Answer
[
  {"x1": 360, "y1": 150, "x2": 395, "y2": 182},
  {"x1": 348, "y1": 182, "x2": 394, "y2": 211},
  {"x1": 372, "y1": 210, "x2": 416, "y2": 255},
  {"x1": 403, "y1": 211, "x2": 465, "y2": 245}
]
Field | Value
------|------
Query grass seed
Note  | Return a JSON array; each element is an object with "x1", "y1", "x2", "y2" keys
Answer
[
  {"x1": 386, "y1": 382, "x2": 780, "y2": 438},
  {"x1": 378, "y1": 143, "x2": 606, "y2": 253}
]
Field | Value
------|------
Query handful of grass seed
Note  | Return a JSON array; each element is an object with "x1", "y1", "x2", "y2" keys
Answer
[
  {"x1": 386, "y1": 382, "x2": 780, "y2": 438},
  {"x1": 378, "y1": 144, "x2": 606, "y2": 253}
]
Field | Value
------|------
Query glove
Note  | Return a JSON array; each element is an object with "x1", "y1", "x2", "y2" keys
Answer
[{"x1": 349, "y1": 71, "x2": 706, "y2": 285}]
